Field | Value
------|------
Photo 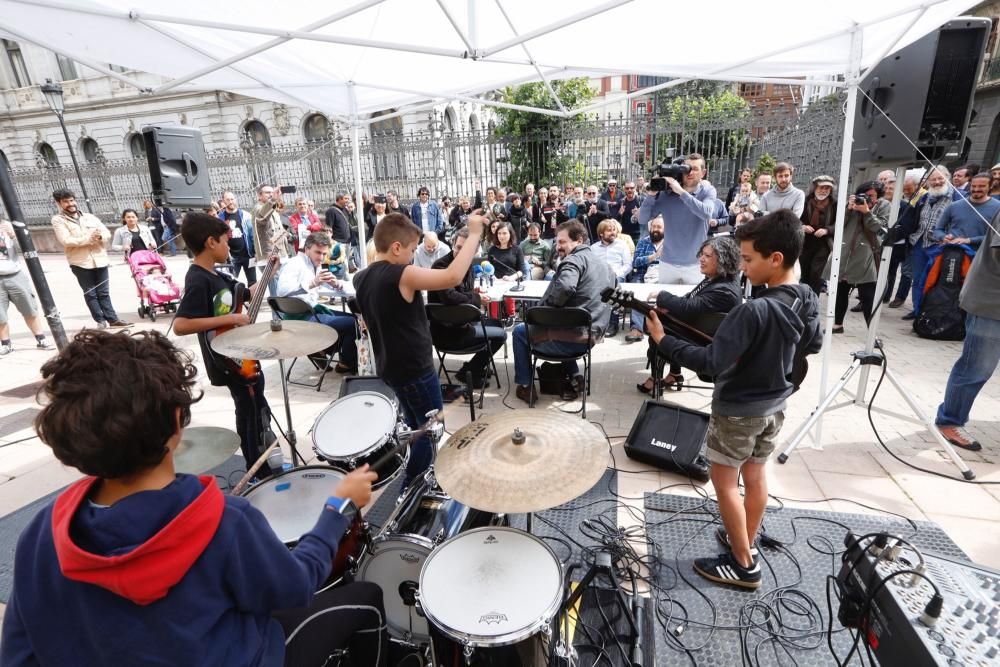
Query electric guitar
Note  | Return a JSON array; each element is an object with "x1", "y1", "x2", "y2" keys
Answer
[
  {"x1": 206, "y1": 230, "x2": 288, "y2": 383},
  {"x1": 601, "y1": 286, "x2": 726, "y2": 346}
]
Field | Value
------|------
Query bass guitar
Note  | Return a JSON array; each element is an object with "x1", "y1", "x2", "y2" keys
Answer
[
  {"x1": 600, "y1": 286, "x2": 725, "y2": 346},
  {"x1": 206, "y1": 230, "x2": 288, "y2": 383}
]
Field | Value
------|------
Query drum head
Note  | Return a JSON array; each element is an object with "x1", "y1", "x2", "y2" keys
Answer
[
  {"x1": 358, "y1": 538, "x2": 432, "y2": 642},
  {"x1": 312, "y1": 392, "x2": 397, "y2": 458},
  {"x1": 419, "y1": 527, "x2": 563, "y2": 646},
  {"x1": 242, "y1": 466, "x2": 344, "y2": 544}
]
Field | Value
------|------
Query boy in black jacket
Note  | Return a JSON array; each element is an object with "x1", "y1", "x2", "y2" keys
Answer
[{"x1": 646, "y1": 210, "x2": 821, "y2": 588}]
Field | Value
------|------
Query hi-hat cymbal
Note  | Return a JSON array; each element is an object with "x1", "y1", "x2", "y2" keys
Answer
[
  {"x1": 434, "y1": 411, "x2": 608, "y2": 514},
  {"x1": 174, "y1": 426, "x2": 240, "y2": 474},
  {"x1": 210, "y1": 320, "x2": 338, "y2": 360}
]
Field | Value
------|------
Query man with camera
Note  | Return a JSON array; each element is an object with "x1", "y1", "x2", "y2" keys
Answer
[{"x1": 636, "y1": 153, "x2": 717, "y2": 287}]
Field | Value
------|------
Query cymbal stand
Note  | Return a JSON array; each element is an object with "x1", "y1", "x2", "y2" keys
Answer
[{"x1": 274, "y1": 356, "x2": 305, "y2": 467}]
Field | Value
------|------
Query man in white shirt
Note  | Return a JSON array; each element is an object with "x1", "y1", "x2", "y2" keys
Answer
[
  {"x1": 276, "y1": 232, "x2": 358, "y2": 373},
  {"x1": 590, "y1": 220, "x2": 631, "y2": 282}
]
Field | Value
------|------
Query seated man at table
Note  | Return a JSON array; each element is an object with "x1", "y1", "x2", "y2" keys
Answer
[
  {"x1": 428, "y1": 227, "x2": 507, "y2": 387},
  {"x1": 625, "y1": 215, "x2": 667, "y2": 342},
  {"x1": 512, "y1": 221, "x2": 616, "y2": 402},
  {"x1": 276, "y1": 232, "x2": 359, "y2": 373}
]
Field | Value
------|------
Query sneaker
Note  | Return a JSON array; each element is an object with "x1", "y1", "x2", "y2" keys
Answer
[
  {"x1": 888, "y1": 298, "x2": 905, "y2": 309},
  {"x1": 938, "y1": 425, "x2": 982, "y2": 452},
  {"x1": 902, "y1": 311, "x2": 916, "y2": 321},
  {"x1": 693, "y1": 552, "x2": 762, "y2": 589},
  {"x1": 715, "y1": 526, "x2": 760, "y2": 557},
  {"x1": 36, "y1": 338, "x2": 53, "y2": 350},
  {"x1": 0, "y1": 343, "x2": 12, "y2": 356},
  {"x1": 624, "y1": 329, "x2": 644, "y2": 343},
  {"x1": 515, "y1": 384, "x2": 538, "y2": 404},
  {"x1": 108, "y1": 320, "x2": 130, "y2": 328},
  {"x1": 97, "y1": 321, "x2": 109, "y2": 329}
]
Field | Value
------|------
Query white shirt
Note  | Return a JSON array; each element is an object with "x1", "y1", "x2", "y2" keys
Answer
[
  {"x1": 419, "y1": 202, "x2": 430, "y2": 232},
  {"x1": 590, "y1": 238, "x2": 632, "y2": 281},
  {"x1": 276, "y1": 253, "x2": 325, "y2": 307}
]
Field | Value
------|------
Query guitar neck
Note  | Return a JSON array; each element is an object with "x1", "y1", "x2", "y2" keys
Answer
[{"x1": 245, "y1": 255, "x2": 279, "y2": 323}]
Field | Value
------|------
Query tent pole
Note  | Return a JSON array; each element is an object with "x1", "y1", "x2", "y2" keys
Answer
[
  {"x1": 811, "y1": 26, "x2": 864, "y2": 448},
  {"x1": 350, "y1": 86, "x2": 368, "y2": 270}
]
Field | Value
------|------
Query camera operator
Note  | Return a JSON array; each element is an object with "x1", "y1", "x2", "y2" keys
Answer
[
  {"x1": 636, "y1": 152, "x2": 717, "y2": 285},
  {"x1": 830, "y1": 180, "x2": 889, "y2": 333}
]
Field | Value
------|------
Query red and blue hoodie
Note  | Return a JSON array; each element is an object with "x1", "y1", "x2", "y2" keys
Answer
[{"x1": 0, "y1": 473, "x2": 348, "y2": 666}]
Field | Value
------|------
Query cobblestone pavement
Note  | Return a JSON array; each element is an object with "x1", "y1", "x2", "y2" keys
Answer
[{"x1": 2, "y1": 253, "x2": 998, "y2": 622}]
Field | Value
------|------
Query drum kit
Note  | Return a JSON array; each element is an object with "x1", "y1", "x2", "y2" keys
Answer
[{"x1": 209, "y1": 320, "x2": 613, "y2": 666}]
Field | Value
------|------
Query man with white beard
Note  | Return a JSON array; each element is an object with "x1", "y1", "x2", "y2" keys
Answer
[{"x1": 903, "y1": 166, "x2": 963, "y2": 320}]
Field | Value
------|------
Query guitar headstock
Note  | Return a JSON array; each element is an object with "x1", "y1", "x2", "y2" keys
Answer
[{"x1": 600, "y1": 286, "x2": 634, "y2": 308}]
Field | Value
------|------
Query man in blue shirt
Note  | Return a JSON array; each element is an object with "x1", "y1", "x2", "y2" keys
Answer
[
  {"x1": 637, "y1": 153, "x2": 715, "y2": 286},
  {"x1": 932, "y1": 172, "x2": 998, "y2": 249}
]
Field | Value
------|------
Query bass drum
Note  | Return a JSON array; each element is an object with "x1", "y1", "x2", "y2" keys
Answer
[{"x1": 357, "y1": 479, "x2": 500, "y2": 645}]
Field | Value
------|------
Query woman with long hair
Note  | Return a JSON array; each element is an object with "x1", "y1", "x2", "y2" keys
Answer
[
  {"x1": 111, "y1": 209, "x2": 156, "y2": 257},
  {"x1": 486, "y1": 222, "x2": 525, "y2": 281}
]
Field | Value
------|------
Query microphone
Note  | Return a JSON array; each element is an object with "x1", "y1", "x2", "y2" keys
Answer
[
  {"x1": 266, "y1": 446, "x2": 286, "y2": 475},
  {"x1": 473, "y1": 262, "x2": 483, "y2": 288},
  {"x1": 481, "y1": 261, "x2": 495, "y2": 287},
  {"x1": 489, "y1": 256, "x2": 525, "y2": 292}
]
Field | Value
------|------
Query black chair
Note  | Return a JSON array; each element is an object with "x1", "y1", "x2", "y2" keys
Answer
[
  {"x1": 525, "y1": 306, "x2": 594, "y2": 418},
  {"x1": 426, "y1": 303, "x2": 501, "y2": 421},
  {"x1": 268, "y1": 296, "x2": 342, "y2": 391}
]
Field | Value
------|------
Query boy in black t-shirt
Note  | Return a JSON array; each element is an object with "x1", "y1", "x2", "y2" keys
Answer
[
  {"x1": 647, "y1": 210, "x2": 820, "y2": 589},
  {"x1": 174, "y1": 213, "x2": 273, "y2": 477},
  {"x1": 354, "y1": 212, "x2": 485, "y2": 488}
]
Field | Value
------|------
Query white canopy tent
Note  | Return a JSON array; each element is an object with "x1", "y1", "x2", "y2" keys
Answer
[{"x1": 0, "y1": 0, "x2": 982, "y2": 448}]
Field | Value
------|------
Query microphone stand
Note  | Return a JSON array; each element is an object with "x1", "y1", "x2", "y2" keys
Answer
[{"x1": 489, "y1": 256, "x2": 525, "y2": 292}]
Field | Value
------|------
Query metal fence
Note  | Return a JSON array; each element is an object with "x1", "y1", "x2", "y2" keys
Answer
[{"x1": 2, "y1": 97, "x2": 845, "y2": 226}]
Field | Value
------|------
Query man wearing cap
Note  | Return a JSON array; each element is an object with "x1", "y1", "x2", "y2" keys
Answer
[
  {"x1": 799, "y1": 175, "x2": 838, "y2": 295},
  {"x1": 601, "y1": 178, "x2": 625, "y2": 221}
]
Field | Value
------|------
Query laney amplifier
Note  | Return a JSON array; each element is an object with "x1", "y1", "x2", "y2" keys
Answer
[{"x1": 624, "y1": 400, "x2": 710, "y2": 482}]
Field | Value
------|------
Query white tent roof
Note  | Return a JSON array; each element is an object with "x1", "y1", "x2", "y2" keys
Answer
[{"x1": 0, "y1": 0, "x2": 981, "y2": 121}]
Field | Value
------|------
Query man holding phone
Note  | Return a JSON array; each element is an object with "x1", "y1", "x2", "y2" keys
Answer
[
  {"x1": 276, "y1": 232, "x2": 358, "y2": 374},
  {"x1": 252, "y1": 184, "x2": 290, "y2": 300}
]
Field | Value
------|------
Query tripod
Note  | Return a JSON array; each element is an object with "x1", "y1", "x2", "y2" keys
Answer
[{"x1": 776, "y1": 166, "x2": 975, "y2": 480}]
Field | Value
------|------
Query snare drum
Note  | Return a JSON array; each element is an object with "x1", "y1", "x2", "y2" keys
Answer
[
  {"x1": 358, "y1": 478, "x2": 499, "y2": 645},
  {"x1": 419, "y1": 527, "x2": 563, "y2": 665},
  {"x1": 311, "y1": 391, "x2": 405, "y2": 489},
  {"x1": 241, "y1": 466, "x2": 367, "y2": 589}
]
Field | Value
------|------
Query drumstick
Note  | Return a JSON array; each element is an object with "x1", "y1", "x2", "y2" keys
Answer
[{"x1": 232, "y1": 441, "x2": 282, "y2": 496}]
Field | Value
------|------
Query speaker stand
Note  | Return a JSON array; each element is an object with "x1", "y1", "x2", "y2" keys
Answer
[{"x1": 776, "y1": 166, "x2": 974, "y2": 480}]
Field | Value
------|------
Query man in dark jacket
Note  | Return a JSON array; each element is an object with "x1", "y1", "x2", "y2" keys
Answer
[
  {"x1": 428, "y1": 228, "x2": 506, "y2": 385},
  {"x1": 578, "y1": 186, "x2": 610, "y2": 241},
  {"x1": 600, "y1": 178, "x2": 625, "y2": 220},
  {"x1": 512, "y1": 220, "x2": 616, "y2": 402},
  {"x1": 324, "y1": 193, "x2": 352, "y2": 246}
]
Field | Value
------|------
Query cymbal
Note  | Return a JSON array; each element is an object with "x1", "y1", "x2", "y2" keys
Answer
[
  {"x1": 434, "y1": 411, "x2": 608, "y2": 514},
  {"x1": 210, "y1": 320, "x2": 338, "y2": 360},
  {"x1": 174, "y1": 426, "x2": 240, "y2": 474}
]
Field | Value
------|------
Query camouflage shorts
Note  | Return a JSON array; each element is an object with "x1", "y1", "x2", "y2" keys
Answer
[{"x1": 706, "y1": 412, "x2": 785, "y2": 468}]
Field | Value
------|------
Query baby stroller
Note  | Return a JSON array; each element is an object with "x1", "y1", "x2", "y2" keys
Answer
[{"x1": 128, "y1": 249, "x2": 181, "y2": 322}]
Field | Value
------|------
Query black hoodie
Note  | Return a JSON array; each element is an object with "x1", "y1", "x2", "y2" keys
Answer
[{"x1": 656, "y1": 283, "x2": 821, "y2": 416}]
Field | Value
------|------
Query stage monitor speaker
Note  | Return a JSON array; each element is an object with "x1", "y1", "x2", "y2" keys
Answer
[
  {"x1": 624, "y1": 400, "x2": 710, "y2": 482},
  {"x1": 853, "y1": 17, "x2": 990, "y2": 168},
  {"x1": 142, "y1": 125, "x2": 212, "y2": 208}
]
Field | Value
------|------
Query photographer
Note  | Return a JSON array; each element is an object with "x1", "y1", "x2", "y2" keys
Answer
[
  {"x1": 636, "y1": 153, "x2": 716, "y2": 285},
  {"x1": 830, "y1": 180, "x2": 889, "y2": 333}
]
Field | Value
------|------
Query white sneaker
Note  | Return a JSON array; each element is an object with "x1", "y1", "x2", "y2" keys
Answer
[
  {"x1": 0, "y1": 343, "x2": 12, "y2": 356},
  {"x1": 97, "y1": 321, "x2": 109, "y2": 329},
  {"x1": 36, "y1": 338, "x2": 53, "y2": 350}
]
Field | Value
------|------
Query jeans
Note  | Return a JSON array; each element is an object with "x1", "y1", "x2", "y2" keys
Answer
[
  {"x1": 910, "y1": 242, "x2": 932, "y2": 314},
  {"x1": 230, "y1": 255, "x2": 257, "y2": 286},
  {"x1": 161, "y1": 225, "x2": 178, "y2": 256},
  {"x1": 70, "y1": 265, "x2": 119, "y2": 324},
  {"x1": 935, "y1": 313, "x2": 1000, "y2": 427},
  {"x1": 512, "y1": 323, "x2": 589, "y2": 386},
  {"x1": 226, "y1": 373, "x2": 273, "y2": 477},
  {"x1": 389, "y1": 369, "x2": 443, "y2": 486},
  {"x1": 314, "y1": 311, "x2": 358, "y2": 368}
]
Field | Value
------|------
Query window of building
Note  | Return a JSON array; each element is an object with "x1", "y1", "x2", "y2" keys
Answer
[
  {"x1": 243, "y1": 120, "x2": 271, "y2": 147},
  {"x1": 469, "y1": 113, "x2": 480, "y2": 132},
  {"x1": 37, "y1": 142, "x2": 59, "y2": 167},
  {"x1": 80, "y1": 137, "x2": 100, "y2": 163},
  {"x1": 128, "y1": 133, "x2": 147, "y2": 159},
  {"x1": 739, "y1": 83, "x2": 765, "y2": 97},
  {"x1": 56, "y1": 54, "x2": 78, "y2": 81},
  {"x1": 3, "y1": 40, "x2": 31, "y2": 88},
  {"x1": 303, "y1": 113, "x2": 330, "y2": 143}
]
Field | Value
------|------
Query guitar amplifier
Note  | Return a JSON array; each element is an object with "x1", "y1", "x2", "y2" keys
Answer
[{"x1": 624, "y1": 400, "x2": 711, "y2": 482}]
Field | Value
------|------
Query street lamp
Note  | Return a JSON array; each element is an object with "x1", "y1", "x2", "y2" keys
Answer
[{"x1": 39, "y1": 78, "x2": 93, "y2": 213}]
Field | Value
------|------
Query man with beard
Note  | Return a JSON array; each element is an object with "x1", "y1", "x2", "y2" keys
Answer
[
  {"x1": 759, "y1": 163, "x2": 805, "y2": 217},
  {"x1": 385, "y1": 190, "x2": 410, "y2": 218},
  {"x1": 520, "y1": 223, "x2": 553, "y2": 280},
  {"x1": 637, "y1": 153, "x2": 715, "y2": 286},
  {"x1": 932, "y1": 173, "x2": 998, "y2": 250},
  {"x1": 625, "y1": 215, "x2": 667, "y2": 342},
  {"x1": 903, "y1": 166, "x2": 963, "y2": 320},
  {"x1": 218, "y1": 191, "x2": 257, "y2": 285},
  {"x1": 512, "y1": 221, "x2": 615, "y2": 403},
  {"x1": 619, "y1": 181, "x2": 644, "y2": 241},
  {"x1": 50, "y1": 188, "x2": 128, "y2": 328},
  {"x1": 798, "y1": 175, "x2": 837, "y2": 295},
  {"x1": 590, "y1": 220, "x2": 632, "y2": 282}
]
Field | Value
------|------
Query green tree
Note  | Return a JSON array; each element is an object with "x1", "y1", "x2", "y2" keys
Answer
[
  {"x1": 754, "y1": 153, "x2": 776, "y2": 182},
  {"x1": 654, "y1": 90, "x2": 752, "y2": 166},
  {"x1": 493, "y1": 78, "x2": 596, "y2": 190}
]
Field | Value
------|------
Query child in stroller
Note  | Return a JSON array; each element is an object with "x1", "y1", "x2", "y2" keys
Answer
[{"x1": 127, "y1": 249, "x2": 181, "y2": 321}]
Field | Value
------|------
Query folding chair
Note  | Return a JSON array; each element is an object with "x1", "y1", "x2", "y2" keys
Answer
[
  {"x1": 525, "y1": 306, "x2": 594, "y2": 418},
  {"x1": 268, "y1": 296, "x2": 339, "y2": 391},
  {"x1": 426, "y1": 303, "x2": 501, "y2": 421}
]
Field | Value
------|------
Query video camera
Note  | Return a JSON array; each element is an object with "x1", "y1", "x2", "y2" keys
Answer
[{"x1": 650, "y1": 159, "x2": 691, "y2": 192}]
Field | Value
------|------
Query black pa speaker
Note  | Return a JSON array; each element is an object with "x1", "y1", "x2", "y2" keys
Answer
[
  {"x1": 624, "y1": 400, "x2": 710, "y2": 482},
  {"x1": 142, "y1": 125, "x2": 212, "y2": 208},
  {"x1": 853, "y1": 17, "x2": 990, "y2": 168}
]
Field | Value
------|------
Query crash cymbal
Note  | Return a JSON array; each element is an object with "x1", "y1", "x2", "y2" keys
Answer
[
  {"x1": 210, "y1": 320, "x2": 338, "y2": 360},
  {"x1": 174, "y1": 426, "x2": 240, "y2": 474},
  {"x1": 433, "y1": 410, "x2": 608, "y2": 514}
]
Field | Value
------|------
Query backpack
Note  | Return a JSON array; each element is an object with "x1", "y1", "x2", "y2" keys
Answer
[
  {"x1": 758, "y1": 285, "x2": 821, "y2": 392},
  {"x1": 914, "y1": 245, "x2": 971, "y2": 341}
]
